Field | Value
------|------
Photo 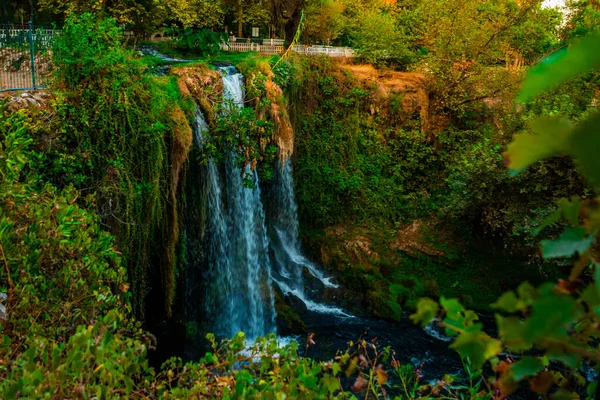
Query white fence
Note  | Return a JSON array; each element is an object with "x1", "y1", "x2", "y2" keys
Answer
[
  {"x1": 293, "y1": 45, "x2": 355, "y2": 58},
  {"x1": 222, "y1": 39, "x2": 355, "y2": 58},
  {"x1": 223, "y1": 42, "x2": 285, "y2": 55}
]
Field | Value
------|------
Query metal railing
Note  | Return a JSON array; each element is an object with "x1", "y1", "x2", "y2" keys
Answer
[
  {"x1": 221, "y1": 39, "x2": 355, "y2": 58},
  {"x1": 0, "y1": 23, "x2": 57, "y2": 92},
  {"x1": 222, "y1": 41, "x2": 285, "y2": 55}
]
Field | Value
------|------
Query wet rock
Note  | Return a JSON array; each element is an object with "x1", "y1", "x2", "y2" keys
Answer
[
  {"x1": 391, "y1": 220, "x2": 446, "y2": 258},
  {"x1": 284, "y1": 292, "x2": 308, "y2": 314},
  {"x1": 273, "y1": 285, "x2": 306, "y2": 335},
  {"x1": 302, "y1": 266, "x2": 325, "y2": 292}
]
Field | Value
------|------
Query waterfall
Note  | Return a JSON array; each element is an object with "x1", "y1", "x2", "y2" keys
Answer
[
  {"x1": 270, "y1": 159, "x2": 338, "y2": 289},
  {"x1": 186, "y1": 65, "x2": 348, "y2": 346},
  {"x1": 269, "y1": 159, "x2": 350, "y2": 317},
  {"x1": 190, "y1": 66, "x2": 276, "y2": 340}
]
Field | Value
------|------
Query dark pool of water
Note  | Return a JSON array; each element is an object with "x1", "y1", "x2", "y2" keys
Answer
[{"x1": 290, "y1": 310, "x2": 464, "y2": 383}]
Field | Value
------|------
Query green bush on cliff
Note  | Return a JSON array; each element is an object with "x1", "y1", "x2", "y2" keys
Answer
[
  {"x1": 290, "y1": 56, "x2": 590, "y2": 260},
  {"x1": 291, "y1": 59, "x2": 438, "y2": 227},
  {"x1": 45, "y1": 13, "x2": 193, "y2": 317}
]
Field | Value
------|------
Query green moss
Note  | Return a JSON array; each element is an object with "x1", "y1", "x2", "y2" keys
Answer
[
  {"x1": 366, "y1": 290, "x2": 402, "y2": 321},
  {"x1": 273, "y1": 290, "x2": 306, "y2": 335}
]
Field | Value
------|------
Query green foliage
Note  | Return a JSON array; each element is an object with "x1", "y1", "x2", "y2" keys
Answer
[
  {"x1": 349, "y1": 8, "x2": 415, "y2": 67},
  {"x1": 272, "y1": 60, "x2": 295, "y2": 89},
  {"x1": 518, "y1": 32, "x2": 600, "y2": 103},
  {"x1": 562, "y1": 0, "x2": 600, "y2": 41},
  {"x1": 37, "y1": 0, "x2": 151, "y2": 26},
  {"x1": 507, "y1": 111, "x2": 600, "y2": 185},
  {"x1": 291, "y1": 58, "x2": 439, "y2": 227},
  {"x1": 166, "y1": 27, "x2": 225, "y2": 56},
  {"x1": 157, "y1": 0, "x2": 225, "y2": 29},
  {"x1": 407, "y1": 0, "x2": 561, "y2": 115},
  {"x1": 49, "y1": 13, "x2": 191, "y2": 318},
  {"x1": 2, "y1": 311, "x2": 150, "y2": 398},
  {"x1": 202, "y1": 106, "x2": 277, "y2": 186},
  {"x1": 53, "y1": 14, "x2": 126, "y2": 89},
  {"x1": 411, "y1": 30, "x2": 600, "y2": 399},
  {"x1": 0, "y1": 106, "x2": 133, "y2": 381}
]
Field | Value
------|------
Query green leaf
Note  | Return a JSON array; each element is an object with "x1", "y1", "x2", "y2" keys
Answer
[
  {"x1": 518, "y1": 32, "x2": 600, "y2": 103},
  {"x1": 568, "y1": 111, "x2": 600, "y2": 185},
  {"x1": 540, "y1": 228, "x2": 594, "y2": 259},
  {"x1": 510, "y1": 356, "x2": 543, "y2": 381},
  {"x1": 546, "y1": 347, "x2": 581, "y2": 369},
  {"x1": 410, "y1": 298, "x2": 439, "y2": 327},
  {"x1": 451, "y1": 331, "x2": 501, "y2": 370},
  {"x1": 332, "y1": 362, "x2": 342, "y2": 377},
  {"x1": 492, "y1": 291, "x2": 523, "y2": 313},
  {"x1": 534, "y1": 207, "x2": 562, "y2": 236},
  {"x1": 504, "y1": 118, "x2": 573, "y2": 173},
  {"x1": 323, "y1": 375, "x2": 339, "y2": 393},
  {"x1": 551, "y1": 389, "x2": 581, "y2": 400},
  {"x1": 525, "y1": 284, "x2": 579, "y2": 341},
  {"x1": 496, "y1": 315, "x2": 532, "y2": 352},
  {"x1": 440, "y1": 297, "x2": 465, "y2": 319},
  {"x1": 517, "y1": 282, "x2": 538, "y2": 304},
  {"x1": 558, "y1": 197, "x2": 583, "y2": 226},
  {"x1": 535, "y1": 197, "x2": 582, "y2": 235}
]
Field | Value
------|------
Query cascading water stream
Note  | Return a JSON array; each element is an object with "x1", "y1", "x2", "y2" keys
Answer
[
  {"x1": 269, "y1": 159, "x2": 350, "y2": 317},
  {"x1": 189, "y1": 66, "x2": 276, "y2": 340},
  {"x1": 271, "y1": 159, "x2": 338, "y2": 289},
  {"x1": 186, "y1": 65, "x2": 349, "y2": 346},
  {"x1": 220, "y1": 66, "x2": 276, "y2": 338}
]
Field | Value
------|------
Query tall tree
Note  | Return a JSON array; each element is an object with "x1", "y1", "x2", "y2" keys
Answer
[
  {"x1": 37, "y1": 0, "x2": 151, "y2": 27},
  {"x1": 412, "y1": 0, "x2": 559, "y2": 114},
  {"x1": 156, "y1": 0, "x2": 225, "y2": 29}
]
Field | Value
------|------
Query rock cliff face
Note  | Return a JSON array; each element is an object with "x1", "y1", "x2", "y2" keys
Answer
[
  {"x1": 171, "y1": 65, "x2": 223, "y2": 128},
  {"x1": 343, "y1": 64, "x2": 430, "y2": 133},
  {"x1": 172, "y1": 64, "x2": 295, "y2": 164},
  {"x1": 265, "y1": 76, "x2": 295, "y2": 164}
]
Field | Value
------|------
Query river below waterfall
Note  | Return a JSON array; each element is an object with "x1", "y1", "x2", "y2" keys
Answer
[{"x1": 294, "y1": 311, "x2": 463, "y2": 383}]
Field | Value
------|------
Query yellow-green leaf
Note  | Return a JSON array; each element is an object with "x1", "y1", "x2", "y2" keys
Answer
[{"x1": 504, "y1": 118, "x2": 573, "y2": 173}]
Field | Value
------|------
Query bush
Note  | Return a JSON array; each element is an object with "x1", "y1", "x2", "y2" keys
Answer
[
  {"x1": 349, "y1": 9, "x2": 415, "y2": 67},
  {"x1": 49, "y1": 13, "x2": 192, "y2": 317},
  {"x1": 166, "y1": 27, "x2": 225, "y2": 56}
]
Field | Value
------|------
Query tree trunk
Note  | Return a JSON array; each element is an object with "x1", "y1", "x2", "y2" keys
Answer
[
  {"x1": 30, "y1": 0, "x2": 35, "y2": 25},
  {"x1": 237, "y1": 0, "x2": 243, "y2": 37},
  {"x1": 3, "y1": 0, "x2": 9, "y2": 25}
]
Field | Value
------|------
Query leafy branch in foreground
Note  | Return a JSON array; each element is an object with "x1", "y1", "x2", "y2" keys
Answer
[{"x1": 412, "y1": 31, "x2": 600, "y2": 399}]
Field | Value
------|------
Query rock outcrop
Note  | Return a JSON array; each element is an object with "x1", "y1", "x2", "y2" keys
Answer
[{"x1": 343, "y1": 64, "x2": 430, "y2": 134}]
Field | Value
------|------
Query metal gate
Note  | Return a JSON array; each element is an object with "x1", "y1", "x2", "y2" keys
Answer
[{"x1": 0, "y1": 23, "x2": 57, "y2": 92}]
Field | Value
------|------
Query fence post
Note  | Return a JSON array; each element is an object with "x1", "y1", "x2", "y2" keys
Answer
[{"x1": 29, "y1": 20, "x2": 36, "y2": 88}]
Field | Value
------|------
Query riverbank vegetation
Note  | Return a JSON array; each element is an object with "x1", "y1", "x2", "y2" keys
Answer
[{"x1": 1, "y1": 0, "x2": 600, "y2": 398}]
